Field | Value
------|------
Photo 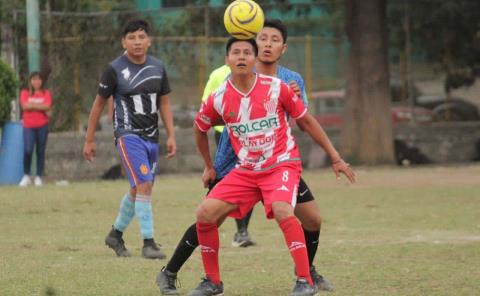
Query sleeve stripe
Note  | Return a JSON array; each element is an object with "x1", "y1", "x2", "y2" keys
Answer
[
  {"x1": 194, "y1": 120, "x2": 210, "y2": 132},
  {"x1": 293, "y1": 108, "x2": 308, "y2": 120}
]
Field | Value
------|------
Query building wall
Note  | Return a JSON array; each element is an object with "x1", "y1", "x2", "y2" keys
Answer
[{"x1": 45, "y1": 123, "x2": 480, "y2": 182}]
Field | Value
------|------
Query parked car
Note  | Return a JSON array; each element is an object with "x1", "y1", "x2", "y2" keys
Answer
[
  {"x1": 390, "y1": 78, "x2": 480, "y2": 121},
  {"x1": 293, "y1": 89, "x2": 434, "y2": 167},
  {"x1": 301, "y1": 89, "x2": 433, "y2": 128},
  {"x1": 416, "y1": 95, "x2": 480, "y2": 121}
]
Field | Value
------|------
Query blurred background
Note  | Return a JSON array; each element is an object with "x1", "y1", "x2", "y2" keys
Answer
[
  {"x1": 3, "y1": 0, "x2": 480, "y2": 130},
  {"x1": 1, "y1": 0, "x2": 480, "y2": 182}
]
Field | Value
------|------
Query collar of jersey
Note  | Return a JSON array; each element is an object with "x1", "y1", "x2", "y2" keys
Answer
[{"x1": 227, "y1": 73, "x2": 258, "y2": 98}]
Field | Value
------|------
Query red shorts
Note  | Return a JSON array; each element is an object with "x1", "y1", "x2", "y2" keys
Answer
[{"x1": 207, "y1": 162, "x2": 302, "y2": 219}]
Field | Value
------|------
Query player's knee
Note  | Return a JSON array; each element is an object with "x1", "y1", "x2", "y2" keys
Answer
[
  {"x1": 272, "y1": 202, "x2": 294, "y2": 222},
  {"x1": 301, "y1": 214, "x2": 322, "y2": 231},
  {"x1": 129, "y1": 188, "x2": 137, "y2": 198},
  {"x1": 136, "y1": 182, "x2": 153, "y2": 195},
  {"x1": 195, "y1": 203, "x2": 216, "y2": 223}
]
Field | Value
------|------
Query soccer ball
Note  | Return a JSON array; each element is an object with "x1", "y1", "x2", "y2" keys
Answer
[{"x1": 224, "y1": 0, "x2": 264, "y2": 40}]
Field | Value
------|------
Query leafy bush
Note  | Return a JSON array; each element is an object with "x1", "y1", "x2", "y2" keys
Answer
[{"x1": 0, "y1": 60, "x2": 18, "y2": 128}]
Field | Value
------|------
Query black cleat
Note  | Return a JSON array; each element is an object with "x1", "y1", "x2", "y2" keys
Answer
[
  {"x1": 290, "y1": 278, "x2": 318, "y2": 296},
  {"x1": 187, "y1": 278, "x2": 224, "y2": 296},
  {"x1": 105, "y1": 228, "x2": 131, "y2": 257},
  {"x1": 231, "y1": 230, "x2": 255, "y2": 248},
  {"x1": 310, "y1": 265, "x2": 333, "y2": 291},
  {"x1": 142, "y1": 240, "x2": 166, "y2": 259},
  {"x1": 156, "y1": 266, "x2": 179, "y2": 295}
]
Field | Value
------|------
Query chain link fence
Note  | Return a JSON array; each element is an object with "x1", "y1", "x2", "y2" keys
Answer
[{"x1": 8, "y1": 1, "x2": 479, "y2": 131}]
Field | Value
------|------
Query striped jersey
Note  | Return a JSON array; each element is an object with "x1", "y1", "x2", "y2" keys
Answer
[
  {"x1": 195, "y1": 73, "x2": 307, "y2": 171},
  {"x1": 97, "y1": 54, "x2": 171, "y2": 142},
  {"x1": 214, "y1": 65, "x2": 308, "y2": 177}
]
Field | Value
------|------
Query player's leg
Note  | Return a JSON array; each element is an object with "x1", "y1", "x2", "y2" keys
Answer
[
  {"x1": 166, "y1": 179, "x2": 223, "y2": 269},
  {"x1": 135, "y1": 139, "x2": 166, "y2": 259},
  {"x1": 104, "y1": 136, "x2": 144, "y2": 257},
  {"x1": 261, "y1": 164, "x2": 317, "y2": 295},
  {"x1": 232, "y1": 209, "x2": 255, "y2": 247},
  {"x1": 157, "y1": 179, "x2": 223, "y2": 295},
  {"x1": 187, "y1": 198, "x2": 235, "y2": 296},
  {"x1": 294, "y1": 178, "x2": 333, "y2": 291},
  {"x1": 105, "y1": 190, "x2": 135, "y2": 257},
  {"x1": 188, "y1": 170, "x2": 258, "y2": 296},
  {"x1": 158, "y1": 216, "x2": 229, "y2": 295}
]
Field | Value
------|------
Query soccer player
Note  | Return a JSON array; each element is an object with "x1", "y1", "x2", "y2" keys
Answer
[
  {"x1": 187, "y1": 37, "x2": 354, "y2": 296},
  {"x1": 157, "y1": 19, "x2": 336, "y2": 295},
  {"x1": 83, "y1": 19, "x2": 176, "y2": 259}
]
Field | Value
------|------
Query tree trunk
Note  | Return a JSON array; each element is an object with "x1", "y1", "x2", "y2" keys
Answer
[{"x1": 341, "y1": 0, "x2": 394, "y2": 164}]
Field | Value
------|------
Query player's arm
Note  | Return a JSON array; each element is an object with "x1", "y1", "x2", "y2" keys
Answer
[
  {"x1": 296, "y1": 113, "x2": 355, "y2": 183},
  {"x1": 83, "y1": 65, "x2": 116, "y2": 163},
  {"x1": 159, "y1": 94, "x2": 176, "y2": 159},
  {"x1": 194, "y1": 125, "x2": 216, "y2": 188},
  {"x1": 194, "y1": 94, "x2": 222, "y2": 187},
  {"x1": 107, "y1": 96, "x2": 114, "y2": 124},
  {"x1": 288, "y1": 73, "x2": 309, "y2": 131}
]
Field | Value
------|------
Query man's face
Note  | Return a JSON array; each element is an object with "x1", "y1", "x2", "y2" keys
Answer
[
  {"x1": 256, "y1": 27, "x2": 286, "y2": 64},
  {"x1": 226, "y1": 41, "x2": 256, "y2": 75},
  {"x1": 122, "y1": 29, "x2": 151, "y2": 58}
]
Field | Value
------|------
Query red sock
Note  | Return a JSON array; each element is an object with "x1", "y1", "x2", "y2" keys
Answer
[
  {"x1": 279, "y1": 216, "x2": 313, "y2": 285},
  {"x1": 196, "y1": 222, "x2": 221, "y2": 284}
]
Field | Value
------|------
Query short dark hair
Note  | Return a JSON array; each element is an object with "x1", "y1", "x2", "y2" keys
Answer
[
  {"x1": 263, "y1": 19, "x2": 288, "y2": 43},
  {"x1": 226, "y1": 37, "x2": 258, "y2": 56},
  {"x1": 122, "y1": 19, "x2": 150, "y2": 37}
]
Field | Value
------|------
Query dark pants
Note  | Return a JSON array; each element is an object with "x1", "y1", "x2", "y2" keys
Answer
[{"x1": 23, "y1": 124, "x2": 49, "y2": 176}]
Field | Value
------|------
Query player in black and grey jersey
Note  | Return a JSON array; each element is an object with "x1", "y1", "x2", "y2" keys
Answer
[
  {"x1": 99, "y1": 48, "x2": 171, "y2": 142},
  {"x1": 83, "y1": 19, "x2": 176, "y2": 259}
]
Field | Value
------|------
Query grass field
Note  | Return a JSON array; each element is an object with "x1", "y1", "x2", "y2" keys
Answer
[{"x1": 1, "y1": 165, "x2": 480, "y2": 296}]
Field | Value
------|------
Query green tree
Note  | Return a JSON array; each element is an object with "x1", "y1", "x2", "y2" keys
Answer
[
  {"x1": 0, "y1": 60, "x2": 18, "y2": 127},
  {"x1": 390, "y1": 0, "x2": 480, "y2": 93}
]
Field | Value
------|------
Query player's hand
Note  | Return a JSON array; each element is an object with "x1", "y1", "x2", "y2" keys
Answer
[
  {"x1": 331, "y1": 158, "x2": 356, "y2": 183},
  {"x1": 202, "y1": 167, "x2": 216, "y2": 188},
  {"x1": 288, "y1": 81, "x2": 302, "y2": 98},
  {"x1": 83, "y1": 141, "x2": 96, "y2": 163},
  {"x1": 165, "y1": 137, "x2": 177, "y2": 159}
]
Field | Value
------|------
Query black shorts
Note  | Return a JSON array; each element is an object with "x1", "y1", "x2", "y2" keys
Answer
[
  {"x1": 208, "y1": 176, "x2": 314, "y2": 203},
  {"x1": 297, "y1": 177, "x2": 314, "y2": 203}
]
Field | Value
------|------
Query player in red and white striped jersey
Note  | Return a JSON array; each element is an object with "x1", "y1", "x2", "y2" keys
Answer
[{"x1": 188, "y1": 37, "x2": 355, "y2": 296}]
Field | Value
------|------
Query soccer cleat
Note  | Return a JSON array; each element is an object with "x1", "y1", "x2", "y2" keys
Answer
[
  {"x1": 34, "y1": 176, "x2": 43, "y2": 187},
  {"x1": 104, "y1": 228, "x2": 131, "y2": 257},
  {"x1": 310, "y1": 265, "x2": 334, "y2": 291},
  {"x1": 290, "y1": 278, "x2": 318, "y2": 296},
  {"x1": 156, "y1": 266, "x2": 179, "y2": 295},
  {"x1": 19, "y1": 175, "x2": 32, "y2": 187},
  {"x1": 142, "y1": 241, "x2": 166, "y2": 259},
  {"x1": 187, "y1": 278, "x2": 224, "y2": 296},
  {"x1": 231, "y1": 230, "x2": 255, "y2": 248}
]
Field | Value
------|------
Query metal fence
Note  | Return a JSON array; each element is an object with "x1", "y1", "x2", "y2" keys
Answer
[{"x1": 6, "y1": 1, "x2": 479, "y2": 131}]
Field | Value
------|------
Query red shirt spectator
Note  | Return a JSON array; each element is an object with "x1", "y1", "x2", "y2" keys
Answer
[{"x1": 20, "y1": 89, "x2": 52, "y2": 128}]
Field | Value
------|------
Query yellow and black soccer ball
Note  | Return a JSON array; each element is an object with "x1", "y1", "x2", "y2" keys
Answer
[{"x1": 224, "y1": 0, "x2": 264, "y2": 40}]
